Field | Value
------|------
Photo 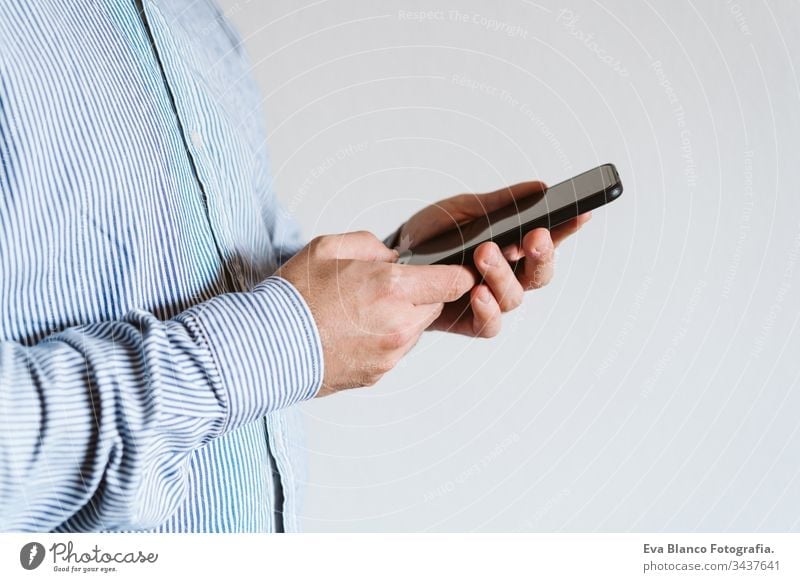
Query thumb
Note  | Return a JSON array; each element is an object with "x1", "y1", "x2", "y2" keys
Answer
[{"x1": 314, "y1": 231, "x2": 399, "y2": 262}]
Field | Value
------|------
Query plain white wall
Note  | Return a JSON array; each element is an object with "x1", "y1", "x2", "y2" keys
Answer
[{"x1": 217, "y1": 0, "x2": 800, "y2": 532}]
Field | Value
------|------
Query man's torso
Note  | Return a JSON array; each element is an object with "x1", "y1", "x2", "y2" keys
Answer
[{"x1": 0, "y1": 0, "x2": 306, "y2": 532}]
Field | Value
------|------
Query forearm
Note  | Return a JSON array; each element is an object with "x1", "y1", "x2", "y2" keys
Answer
[{"x1": 0, "y1": 276, "x2": 322, "y2": 532}]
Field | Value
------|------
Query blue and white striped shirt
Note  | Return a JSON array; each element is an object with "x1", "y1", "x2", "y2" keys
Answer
[{"x1": 0, "y1": 0, "x2": 324, "y2": 532}]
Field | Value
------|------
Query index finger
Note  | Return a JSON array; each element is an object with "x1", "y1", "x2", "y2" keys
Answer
[{"x1": 394, "y1": 264, "x2": 477, "y2": 304}]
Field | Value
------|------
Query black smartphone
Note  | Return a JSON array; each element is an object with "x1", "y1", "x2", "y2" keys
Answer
[{"x1": 394, "y1": 163, "x2": 623, "y2": 266}]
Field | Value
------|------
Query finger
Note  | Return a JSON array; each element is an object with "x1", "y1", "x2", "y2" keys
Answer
[
  {"x1": 385, "y1": 305, "x2": 443, "y2": 365},
  {"x1": 395, "y1": 264, "x2": 477, "y2": 304},
  {"x1": 470, "y1": 285, "x2": 503, "y2": 338},
  {"x1": 500, "y1": 242, "x2": 524, "y2": 263},
  {"x1": 426, "y1": 294, "x2": 472, "y2": 334},
  {"x1": 313, "y1": 231, "x2": 398, "y2": 261},
  {"x1": 413, "y1": 302, "x2": 446, "y2": 330},
  {"x1": 551, "y1": 212, "x2": 592, "y2": 248},
  {"x1": 401, "y1": 181, "x2": 548, "y2": 245},
  {"x1": 448, "y1": 180, "x2": 548, "y2": 218},
  {"x1": 500, "y1": 211, "x2": 592, "y2": 261},
  {"x1": 500, "y1": 227, "x2": 551, "y2": 265},
  {"x1": 472, "y1": 241, "x2": 524, "y2": 312},
  {"x1": 519, "y1": 228, "x2": 555, "y2": 290},
  {"x1": 382, "y1": 302, "x2": 443, "y2": 335}
]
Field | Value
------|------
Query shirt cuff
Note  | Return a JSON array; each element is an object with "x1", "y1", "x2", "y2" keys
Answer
[{"x1": 182, "y1": 275, "x2": 324, "y2": 433}]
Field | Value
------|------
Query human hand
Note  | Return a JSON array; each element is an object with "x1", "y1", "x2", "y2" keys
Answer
[
  {"x1": 393, "y1": 181, "x2": 592, "y2": 337},
  {"x1": 277, "y1": 231, "x2": 476, "y2": 396}
]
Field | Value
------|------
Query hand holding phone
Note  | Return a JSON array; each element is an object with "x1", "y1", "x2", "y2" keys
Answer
[{"x1": 389, "y1": 164, "x2": 623, "y2": 266}]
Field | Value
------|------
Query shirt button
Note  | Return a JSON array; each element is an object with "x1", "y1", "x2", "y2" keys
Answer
[{"x1": 190, "y1": 130, "x2": 204, "y2": 150}]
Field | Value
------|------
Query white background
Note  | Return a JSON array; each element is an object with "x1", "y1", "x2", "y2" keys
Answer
[{"x1": 218, "y1": 0, "x2": 800, "y2": 532}]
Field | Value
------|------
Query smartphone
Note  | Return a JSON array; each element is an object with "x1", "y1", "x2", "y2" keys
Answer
[{"x1": 394, "y1": 163, "x2": 623, "y2": 266}]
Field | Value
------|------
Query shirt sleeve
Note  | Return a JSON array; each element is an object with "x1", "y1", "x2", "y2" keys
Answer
[
  {"x1": 0, "y1": 275, "x2": 323, "y2": 532},
  {"x1": 270, "y1": 202, "x2": 307, "y2": 265}
]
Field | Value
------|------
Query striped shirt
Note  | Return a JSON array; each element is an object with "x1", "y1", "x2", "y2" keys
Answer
[{"x1": 0, "y1": 0, "x2": 324, "y2": 532}]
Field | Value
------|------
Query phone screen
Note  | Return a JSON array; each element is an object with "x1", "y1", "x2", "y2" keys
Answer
[{"x1": 401, "y1": 164, "x2": 620, "y2": 265}]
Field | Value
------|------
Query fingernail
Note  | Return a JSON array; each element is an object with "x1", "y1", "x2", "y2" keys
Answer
[
  {"x1": 478, "y1": 289, "x2": 492, "y2": 303},
  {"x1": 484, "y1": 248, "x2": 500, "y2": 266}
]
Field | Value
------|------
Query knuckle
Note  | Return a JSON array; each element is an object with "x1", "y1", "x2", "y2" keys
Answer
[
  {"x1": 377, "y1": 356, "x2": 397, "y2": 374},
  {"x1": 310, "y1": 235, "x2": 334, "y2": 258},
  {"x1": 526, "y1": 264, "x2": 551, "y2": 290},
  {"x1": 480, "y1": 323, "x2": 501, "y2": 338},
  {"x1": 538, "y1": 244, "x2": 555, "y2": 262},
  {"x1": 362, "y1": 373, "x2": 383, "y2": 387},
  {"x1": 526, "y1": 278, "x2": 544, "y2": 290},
  {"x1": 355, "y1": 230, "x2": 380, "y2": 245},
  {"x1": 379, "y1": 265, "x2": 406, "y2": 298},
  {"x1": 445, "y1": 270, "x2": 472, "y2": 300},
  {"x1": 448, "y1": 280, "x2": 467, "y2": 301},
  {"x1": 474, "y1": 321, "x2": 497, "y2": 338},
  {"x1": 381, "y1": 329, "x2": 411, "y2": 350},
  {"x1": 503, "y1": 293, "x2": 524, "y2": 311}
]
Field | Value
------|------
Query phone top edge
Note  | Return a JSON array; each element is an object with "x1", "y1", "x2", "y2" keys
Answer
[{"x1": 409, "y1": 163, "x2": 623, "y2": 266}]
